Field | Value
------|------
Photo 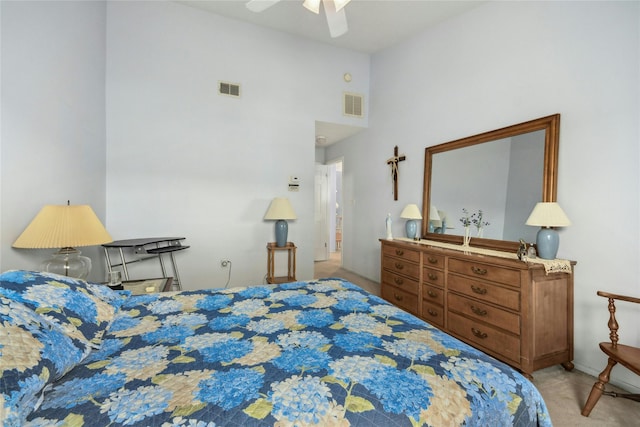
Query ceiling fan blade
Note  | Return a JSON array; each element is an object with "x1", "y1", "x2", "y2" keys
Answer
[
  {"x1": 333, "y1": 0, "x2": 351, "y2": 13},
  {"x1": 303, "y1": 0, "x2": 321, "y2": 14},
  {"x1": 246, "y1": 0, "x2": 281, "y2": 13},
  {"x1": 322, "y1": 0, "x2": 348, "y2": 38}
]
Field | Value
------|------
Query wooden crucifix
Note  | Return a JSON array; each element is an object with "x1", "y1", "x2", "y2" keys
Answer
[{"x1": 386, "y1": 145, "x2": 406, "y2": 200}]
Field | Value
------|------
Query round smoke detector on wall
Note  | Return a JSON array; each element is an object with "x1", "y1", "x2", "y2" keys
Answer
[
  {"x1": 316, "y1": 135, "x2": 328, "y2": 146},
  {"x1": 343, "y1": 73, "x2": 352, "y2": 82}
]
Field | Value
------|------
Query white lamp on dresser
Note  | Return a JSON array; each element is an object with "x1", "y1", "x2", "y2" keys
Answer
[
  {"x1": 400, "y1": 204, "x2": 422, "y2": 239},
  {"x1": 525, "y1": 202, "x2": 571, "y2": 259}
]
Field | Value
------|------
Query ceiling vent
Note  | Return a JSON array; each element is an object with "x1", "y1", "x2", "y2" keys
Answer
[
  {"x1": 343, "y1": 92, "x2": 363, "y2": 118},
  {"x1": 219, "y1": 81, "x2": 240, "y2": 97}
]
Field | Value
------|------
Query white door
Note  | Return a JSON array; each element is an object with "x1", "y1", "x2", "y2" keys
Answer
[{"x1": 314, "y1": 164, "x2": 330, "y2": 261}]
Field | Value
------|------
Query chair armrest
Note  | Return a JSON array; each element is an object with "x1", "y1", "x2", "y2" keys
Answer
[{"x1": 597, "y1": 291, "x2": 640, "y2": 305}]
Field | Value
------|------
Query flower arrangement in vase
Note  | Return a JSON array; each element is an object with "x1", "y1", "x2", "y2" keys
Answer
[
  {"x1": 459, "y1": 209, "x2": 472, "y2": 247},
  {"x1": 471, "y1": 209, "x2": 490, "y2": 238},
  {"x1": 459, "y1": 209, "x2": 490, "y2": 245}
]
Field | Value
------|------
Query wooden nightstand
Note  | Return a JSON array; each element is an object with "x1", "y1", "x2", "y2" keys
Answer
[{"x1": 267, "y1": 242, "x2": 296, "y2": 284}]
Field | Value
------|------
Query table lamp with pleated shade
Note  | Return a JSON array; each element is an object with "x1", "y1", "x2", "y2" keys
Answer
[
  {"x1": 264, "y1": 198, "x2": 297, "y2": 247},
  {"x1": 400, "y1": 204, "x2": 422, "y2": 239},
  {"x1": 13, "y1": 203, "x2": 113, "y2": 279},
  {"x1": 525, "y1": 202, "x2": 571, "y2": 260}
]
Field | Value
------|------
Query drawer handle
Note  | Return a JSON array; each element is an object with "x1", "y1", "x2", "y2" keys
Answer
[
  {"x1": 427, "y1": 273, "x2": 438, "y2": 280},
  {"x1": 470, "y1": 305, "x2": 488, "y2": 316},
  {"x1": 427, "y1": 309, "x2": 438, "y2": 317},
  {"x1": 427, "y1": 256, "x2": 438, "y2": 264},
  {"x1": 471, "y1": 285, "x2": 487, "y2": 295},
  {"x1": 394, "y1": 277, "x2": 404, "y2": 285},
  {"x1": 427, "y1": 290, "x2": 437, "y2": 298},
  {"x1": 471, "y1": 327, "x2": 488, "y2": 339},
  {"x1": 394, "y1": 293, "x2": 403, "y2": 302},
  {"x1": 395, "y1": 249, "x2": 404, "y2": 256},
  {"x1": 471, "y1": 266, "x2": 488, "y2": 275},
  {"x1": 395, "y1": 262, "x2": 404, "y2": 270}
]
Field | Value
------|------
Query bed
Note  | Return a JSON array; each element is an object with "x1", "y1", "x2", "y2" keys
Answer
[{"x1": 0, "y1": 270, "x2": 552, "y2": 426}]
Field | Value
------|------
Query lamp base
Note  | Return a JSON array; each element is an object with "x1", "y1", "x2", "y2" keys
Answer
[
  {"x1": 40, "y1": 247, "x2": 91, "y2": 279},
  {"x1": 405, "y1": 220, "x2": 418, "y2": 239},
  {"x1": 274, "y1": 220, "x2": 288, "y2": 247},
  {"x1": 536, "y1": 228, "x2": 559, "y2": 260}
]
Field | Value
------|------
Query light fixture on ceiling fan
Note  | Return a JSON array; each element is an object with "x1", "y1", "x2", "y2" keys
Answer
[{"x1": 246, "y1": 0, "x2": 351, "y2": 38}]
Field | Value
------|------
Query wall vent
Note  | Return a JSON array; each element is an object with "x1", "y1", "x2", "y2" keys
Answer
[
  {"x1": 219, "y1": 81, "x2": 240, "y2": 97},
  {"x1": 343, "y1": 92, "x2": 364, "y2": 117}
]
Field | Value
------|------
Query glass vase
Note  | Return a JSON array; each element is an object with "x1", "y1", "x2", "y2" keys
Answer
[{"x1": 463, "y1": 226, "x2": 471, "y2": 247}]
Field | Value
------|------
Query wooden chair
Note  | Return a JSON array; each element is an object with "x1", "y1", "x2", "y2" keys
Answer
[{"x1": 581, "y1": 291, "x2": 640, "y2": 416}]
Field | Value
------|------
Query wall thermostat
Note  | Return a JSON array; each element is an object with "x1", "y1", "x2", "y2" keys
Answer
[{"x1": 288, "y1": 176, "x2": 300, "y2": 191}]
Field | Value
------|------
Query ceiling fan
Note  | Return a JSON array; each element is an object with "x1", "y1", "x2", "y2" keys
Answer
[{"x1": 246, "y1": 0, "x2": 351, "y2": 38}]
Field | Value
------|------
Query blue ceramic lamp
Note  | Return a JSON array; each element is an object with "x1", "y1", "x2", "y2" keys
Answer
[
  {"x1": 264, "y1": 197, "x2": 297, "y2": 247},
  {"x1": 525, "y1": 202, "x2": 571, "y2": 259},
  {"x1": 400, "y1": 204, "x2": 423, "y2": 239},
  {"x1": 429, "y1": 205, "x2": 441, "y2": 233}
]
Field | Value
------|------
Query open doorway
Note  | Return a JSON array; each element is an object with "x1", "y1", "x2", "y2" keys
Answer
[
  {"x1": 313, "y1": 120, "x2": 362, "y2": 277},
  {"x1": 314, "y1": 158, "x2": 343, "y2": 277},
  {"x1": 331, "y1": 160, "x2": 343, "y2": 263}
]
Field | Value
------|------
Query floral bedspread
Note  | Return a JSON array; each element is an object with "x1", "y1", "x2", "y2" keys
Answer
[{"x1": 26, "y1": 278, "x2": 551, "y2": 426}]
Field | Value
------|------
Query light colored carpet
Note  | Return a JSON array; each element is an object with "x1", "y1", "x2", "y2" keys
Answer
[{"x1": 314, "y1": 252, "x2": 640, "y2": 426}]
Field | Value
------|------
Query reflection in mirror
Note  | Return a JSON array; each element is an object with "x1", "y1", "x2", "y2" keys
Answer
[
  {"x1": 422, "y1": 114, "x2": 560, "y2": 252},
  {"x1": 430, "y1": 130, "x2": 544, "y2": 243}
]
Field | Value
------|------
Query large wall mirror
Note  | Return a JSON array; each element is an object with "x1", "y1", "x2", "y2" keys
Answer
[{"x1": 422, "y1": 114, "x2": 560, "y2": 252}]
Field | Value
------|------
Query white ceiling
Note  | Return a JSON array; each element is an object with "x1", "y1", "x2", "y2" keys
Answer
[
  {"x1": 178, "y1": 0, "x2": 482, "y2": 53},
  {"x1": 177, "y1": 0, "x2": 484, "y2": 145}
]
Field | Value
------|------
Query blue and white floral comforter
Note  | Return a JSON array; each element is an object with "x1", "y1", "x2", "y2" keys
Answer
[{"x1": 1, "y1": 271, "x2": 551, "y2": 426}]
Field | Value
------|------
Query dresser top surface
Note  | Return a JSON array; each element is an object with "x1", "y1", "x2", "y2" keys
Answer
[{"x1": 380, "y1": 238, "x2": 575, "y2": 271}]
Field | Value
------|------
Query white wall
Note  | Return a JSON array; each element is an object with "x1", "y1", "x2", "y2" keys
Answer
[
  {"x1": 105, "y1": 1, "x2": 369, "y2": 287},
  {"x1": 0, "y1": 1, "x2": 108, "y2": 281},
  {"x1": 328, "y1": 1, "x2": 640, "y2": 391}
]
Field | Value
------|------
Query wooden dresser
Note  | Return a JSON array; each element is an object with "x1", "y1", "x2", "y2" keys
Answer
[{"x1": 380, "y1": 238, "x2": 574, "y2": 377}]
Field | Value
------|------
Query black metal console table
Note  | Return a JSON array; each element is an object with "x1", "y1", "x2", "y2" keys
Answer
[{"x1": 103, "y1": 237, "x2": 189, "y2": 290}]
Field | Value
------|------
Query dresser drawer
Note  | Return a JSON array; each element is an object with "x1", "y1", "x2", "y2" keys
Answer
[
  {"x1": 449, "y1": 258, "x2": 520, "y2": 287},
  {"x1": 382, "y1": 245, "x2": 420, "y2": 263},
  {"x1": 448, "y1": 274, "x2": 520, "y2": 311},
  {"x1": 422, "y1": 284, "x2": 444, "y2": 306},
  {"x1": 381, "y1": 270, "x2": 419, "y2": 295},
  {"x1": 448, "y1": 293, "x2": 520, "y2": 335},
  {"x1": 421, "y1": 300, "x2": 444, "y2": 328},
  {"x1": 382, "y1": 284, "x2": 419, "y2": 315},
  {"x1": 448, "y1": 311, "x2": 520, "y2": 364},
  {"x1": 382, "y1": 257, "x2": 420, "y2": 279},
  {"x1": 423, "y1": 251, "x2": 445, "y2": 270},
  {"x1": 423, "y1": 267, "x2": 444, "y2": 288}
]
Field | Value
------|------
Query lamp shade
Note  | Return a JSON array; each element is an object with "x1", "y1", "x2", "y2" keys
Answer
[
  {"x1": 525, "y1": 202, "x2": 571, "y2": 227},
  {"x1": 429, "y1": 205, "x2": 441, "y2": 221},
  {"x1": 264, "y1": 198, "x2": 297, "y2": 220},
  {"x1": 400, "y1": 204, "x2": 422, "y2": 220},
  {"x1": 13, "y1": 204, "x2": 113, "y2": 249}
]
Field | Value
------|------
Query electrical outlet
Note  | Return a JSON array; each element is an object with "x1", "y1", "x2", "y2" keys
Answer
[{"x1": 220, "y1": 259, "x2": 230, "y2": 268}]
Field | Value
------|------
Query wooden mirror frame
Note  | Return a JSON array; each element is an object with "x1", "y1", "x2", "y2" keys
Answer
[{"x1": 422, "y1": 114, "x2": 560, "y2": 252}]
